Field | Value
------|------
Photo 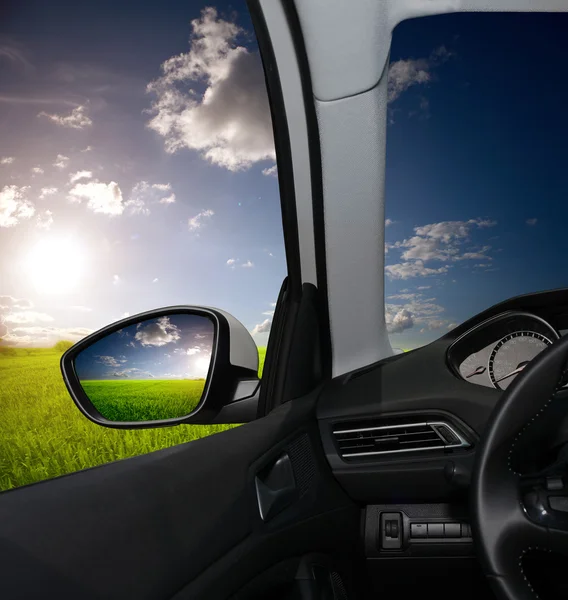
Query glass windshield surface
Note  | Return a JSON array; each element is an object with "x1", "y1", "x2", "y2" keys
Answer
[{"x1": 385, "y1": 13, "x2": 568, "y2": 350}]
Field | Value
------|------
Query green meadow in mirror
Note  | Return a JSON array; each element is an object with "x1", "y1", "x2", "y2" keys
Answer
[{"x1": 73, "y1": 314, "x2": 215, "y2": 422}]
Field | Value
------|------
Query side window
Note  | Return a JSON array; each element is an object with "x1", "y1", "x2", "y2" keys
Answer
[
  {"x1": 385, "y1": 13, "x2": 567, "y2": 351},
  {"x1": 0, "y1": 4, "x2": 284, "y2": 492}
]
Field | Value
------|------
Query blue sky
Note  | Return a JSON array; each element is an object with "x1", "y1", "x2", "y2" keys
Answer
[
  {"x1": 75, "y1": 314, "x2": 214, "y2": 380},
  {"x1": 0, "y1": 4, "x2": 567, "y2": 351},
  {"x1": 384, "y1": 12, "x2": 568, "y2": 347}
]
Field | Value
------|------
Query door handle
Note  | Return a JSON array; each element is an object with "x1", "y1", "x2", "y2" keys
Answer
[{"x1": 255, "y1": 452, "x2": 297, "y2": 521}]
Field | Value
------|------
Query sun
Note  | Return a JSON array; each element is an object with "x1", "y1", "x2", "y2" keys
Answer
[
  {"x1": 194, "y1": 356, "x2": 211, "y2": 378},
  {"x1": 24, "y1": 237, "x2": 87, "y2": 295}
]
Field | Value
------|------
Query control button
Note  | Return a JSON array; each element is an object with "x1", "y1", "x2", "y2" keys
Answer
[
  {"x1": 461, "y1": 523, "x2": 471, "y2": 537},
  {"x1": 380, "y1": 512, "x2": 403, "y2": 550},
  {"x1": 546, "y1": 477, "x2": 564, "y2": 491},
  {"x1": 411, "y1": 523, "x2": 427, "y2": 537},
  {"x1": 427, "y1": 523, "x2": 444, "y2": 537},
  {"x1": 549, "y1": 496, "x2": 568, "y2": 512},
  {"x1": 444, "y1": 523, "x2": 461, "y2": 538},
  {"x1": 385, "y1": 520, "x2": 399, "y2": 538}
]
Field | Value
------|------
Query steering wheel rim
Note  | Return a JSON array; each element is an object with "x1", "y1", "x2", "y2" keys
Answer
[{"x1": 471, "y1": 332, "x2": 568, "y2": 600}]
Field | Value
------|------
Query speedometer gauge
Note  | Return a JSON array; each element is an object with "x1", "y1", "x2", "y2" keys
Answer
[{"x1": 488, "y1": 331, "x2": 552, "y2": 390}]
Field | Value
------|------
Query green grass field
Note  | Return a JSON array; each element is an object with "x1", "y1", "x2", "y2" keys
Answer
[
  {"x1": 0, "y1": 346, "x2": 266, "y2": 493},
  {"x1": 81, "y1": 379, "x2": 206, "y2": 421}
]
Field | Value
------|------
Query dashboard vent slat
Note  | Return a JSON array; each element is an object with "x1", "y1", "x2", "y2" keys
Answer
[{"x1": 333, "y1": 421, "x2": 470, "y2": 459}]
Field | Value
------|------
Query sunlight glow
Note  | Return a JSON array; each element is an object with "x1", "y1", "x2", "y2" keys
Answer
[
  {"x1": 193, "y1": 356, "x2": 211, "y2": 378},
  {"x1": 24, "y1": 237, "x2": 87, "y2": 295}
]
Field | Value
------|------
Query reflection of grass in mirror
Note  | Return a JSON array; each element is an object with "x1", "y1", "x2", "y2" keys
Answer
[
  {"x1": 0, "y1": 346, "x2": 266, "y2": 492},
  {"x1": 81, "y1": 379, "x2": 206, "y2": 421}
]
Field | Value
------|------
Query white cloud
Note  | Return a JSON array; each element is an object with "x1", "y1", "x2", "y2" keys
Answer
[
  {"x1": 270, "y1": 302, "x2": 276, "y2": 308},
  {"x1": 1, "y1": 156, "x2": 14, "y2": 165},
  {"x1": 262, "y1": 310, "x2": 275, "y2": 317},
  {"x1": 31, "y1": 166, "x2": 44, "y2": 174},
  {"x1": 385, "y1": 218, "x2": 395, "y2": 227},
  {"x1": 388, "y1": 46, "x2": 452, "y2": 104},
  {"x1": 69, "y1": 305, "x2": 92, "y2": 312},
  {"x1": 241, "y1": 260, "x2": 254, "y2": 268},
  {"x1": 112, "y1": 368, "x2": 155, "y2": 378},
  {"x1": 186, "y1": 347, "x2": 201, "y2": 356},
  {"x1": 389, "y1": 218, "x2": 496, "y2": 265},
  {"x1": 387, "y1": 293, "x2": 421, "y2": 300},
  {"x1": 68, "y1": 180, "x2": 124, "y2": 216},
  {"x1": 159, "y1": 193, "x2": 176, "y2": 204},
  {"x1": 39, "y1": 187, "x2": 57, "y2": 198},
  {"x1": 134, "y1": 316, "x2": 181, "y2": 347},
  {"x1": 53, "y1": 154, "x2": 69, "y2": 169},
  {"x1": 69, "y1": 170, "x2": 92, "y2": 184},
  {"x1": 526, "y1": 218, "x2": 538, "y2": 226},
  {"x1": 81, "y1": 146, "x2": 93, "y2": 152},
  {"x1": 262, "y1": 165, "x2": 278, "y2": 177},
  {"x1": 126, "y1": 181, "x2": 175, "y2": 214},
  {"x1": 386, "y1": 308, "x2": 414, "y2": 334},
  {"x1": 125, "y1": 196, "x2": 150, "y2": 216},
  {"x1": 226, "y1": 258, "x2": 236, "y2": 267},
  {"x1": 96, "y1": 355, "x2": 127, "y2": 368},
  {"x1": 251, "y1": 318, "x2": 272, "y2": 336},
  {"x1": 414, "y1": 218, "x2": 495, "y2": 242},
  {"x1": 36, "y1": 209, "x2": 53, "y2": 230},
  {"x1": 0, "y1": 296, "x2": 33, "y2": 310},
  {"x1": 113, "y1": 275, "x2": 120, "y2": 285},
  {"x1": 386, "y1": 295, "x2": 450, "y2": 334},
  {"x1": 1, "y1": 326, "x2": 92, "y2": 347},
  {"x1": 0, "y1": 185, "x2": 35, "y2": 227},
  {"x1": 385, "y1": 261, "x2": 449, "y2": 280},
  {"x1": 417, "y1": 285, "x2": 431, "y2": 290},
  {"x1": 152, "y1": 278, "x2": 159, "y2": 283},
  {"x1": 38, "y1": 105, "x2": 92, "y2": 129},
  {"x1": 146, "y1": 7, "x2": 275, "y2": 172},
  {"x1": 3, "y1": 311, "x2": 54, "y2": 324},
  {"x1": 188, "y1": 208, "x2": 214, "y2": 232}
]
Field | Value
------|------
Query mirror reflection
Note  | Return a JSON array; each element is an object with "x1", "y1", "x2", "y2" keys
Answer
[{"x1": 74, "y1": 313, "x2": 214, "y2": 422}]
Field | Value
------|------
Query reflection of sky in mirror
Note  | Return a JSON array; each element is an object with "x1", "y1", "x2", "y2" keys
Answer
[{"x1": 75, "y1": 314, "x2": 214, "y2": 380}]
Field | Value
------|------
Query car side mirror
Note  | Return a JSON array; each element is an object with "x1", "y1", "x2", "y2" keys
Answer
[{"x1": 60, "y1": 306, "x2": 260, "y2": 429}]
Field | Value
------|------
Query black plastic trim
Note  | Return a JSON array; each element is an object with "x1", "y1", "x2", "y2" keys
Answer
[
  {"x1": 281, "y1": 1, "x2": 332, "y2": 380},
  {"x1": 247, "y1": 1, "x2": 301, "y2": 300},
  {"x1": 248, "y1": 1, "x2": 305, "y2": 416}
]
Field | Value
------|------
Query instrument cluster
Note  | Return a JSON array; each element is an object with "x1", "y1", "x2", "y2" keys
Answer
[{"x1": 447, "y1": 311, "x2": 560, "y2": 390}]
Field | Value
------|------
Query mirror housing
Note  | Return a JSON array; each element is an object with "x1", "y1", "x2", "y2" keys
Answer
[{"x1": 61, "y1": 306, "x2": 260, "y2": 429}]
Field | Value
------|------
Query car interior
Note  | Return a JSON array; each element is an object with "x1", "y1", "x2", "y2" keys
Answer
[{"x1": 2, "y1": 1, "x2": 568, "y2": 600}]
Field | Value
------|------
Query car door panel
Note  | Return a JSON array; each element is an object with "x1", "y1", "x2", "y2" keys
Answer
[{"x1": 0, "y1": 391, "x2": 358, "y2": 600}]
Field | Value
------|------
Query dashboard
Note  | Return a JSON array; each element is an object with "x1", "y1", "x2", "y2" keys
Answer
[
  {"x1": 317, "y1": 288, "x2": 568, "y2": 505},
  {"x1": 447, "y1": 311, "x2": 561, "y2": 390}
]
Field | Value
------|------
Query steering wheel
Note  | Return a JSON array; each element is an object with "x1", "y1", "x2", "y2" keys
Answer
[{"x1": 472, "y1": 333, "x2": 568, "y2": 600}]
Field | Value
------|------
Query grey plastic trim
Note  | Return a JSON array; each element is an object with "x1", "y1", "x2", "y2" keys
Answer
[
  {"x1": 259, "y1": 0, "x2": 317, "y2": 286},
  {"x1": 205, "y1": 307, "x2": 259, "y2": 372},
  {"x1": 296, "y1": 0, "x2": 568, "y2": 102},
  {"x1": 316, "y1": 77, "x2": 394, "y2": 378},
  {"x1": 334, "y1": 421, "x2": 470, "y2": 458}
]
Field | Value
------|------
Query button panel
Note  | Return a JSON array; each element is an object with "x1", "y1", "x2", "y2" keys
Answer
[{"x1": 409, "y1": 522, "x2": 471, "y2": 539}]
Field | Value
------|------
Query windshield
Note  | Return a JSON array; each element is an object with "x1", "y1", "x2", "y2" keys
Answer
[{"x1": 384, "y1": 12, "x2": 568, "y2": 351}]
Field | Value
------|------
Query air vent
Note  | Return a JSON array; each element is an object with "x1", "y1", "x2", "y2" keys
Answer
[{"x1": 333, "y1": 421, "x2": 470, "y2": 458}]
